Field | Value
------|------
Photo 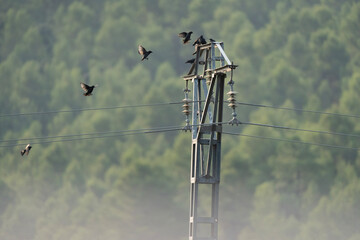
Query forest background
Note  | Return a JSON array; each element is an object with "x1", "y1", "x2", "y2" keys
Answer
[{"x1": 1, "y1": 0, "x2": 360, "y2": 239}]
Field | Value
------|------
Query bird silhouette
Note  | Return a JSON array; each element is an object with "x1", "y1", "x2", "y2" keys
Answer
[
  {"x1": 186, "y1": 58, "x2": 195, "y2": 64},
  {"x1": 138, "y1": 45, "x2": 152, "y2": 61},
  {"x1": 80, "y1": 82, "x2": 96, "y2": 96},
  {"x1": 178, "y1": 32, "x2": 188, "y2": 38},
  {"x1": 178, "y1": 31, "x2": 193, "y2": 44},
  {"x1": 193, "y1": 35, "x2": 207, "y2": 46},
  {"x1": 21, "y1": 144, "x2": 32, "y2": 156},
  {"x1": 209, "y1": 38, "x2": 216, "y2": 42}
]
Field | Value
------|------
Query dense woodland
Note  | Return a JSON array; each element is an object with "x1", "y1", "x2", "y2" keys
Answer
[{"x1": 0, "y1": 0, "x2": 360, "y2": 239}]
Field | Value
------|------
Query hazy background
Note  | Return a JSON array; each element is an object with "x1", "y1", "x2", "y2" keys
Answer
[{"x1": 0, "y1": 0, "x2": 360, "y2": 239}]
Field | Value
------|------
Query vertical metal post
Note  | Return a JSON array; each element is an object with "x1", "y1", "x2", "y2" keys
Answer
[
  {"x1": 184, "y1": 41, "x2": 236, "y2": 240},
  {"x1": 189, "y1": 72, "x2": 226, "y2": 240}
]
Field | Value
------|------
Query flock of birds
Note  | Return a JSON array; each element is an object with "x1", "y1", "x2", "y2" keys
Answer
[{"x1": 21, "y1": 31, "x2": 214, "y2": 157}]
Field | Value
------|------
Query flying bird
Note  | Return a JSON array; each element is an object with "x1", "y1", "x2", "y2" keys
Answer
[
  {"x1": 178, "y1": 32, "x2": 189, "y2": 38},
  {"x1": 193, "y1": 35, "x2": 207, "y2": 46},
  {"x1": 178, "y1": 31, "x2": 193, "y2": 44},
  {"x1": 80, "y1": 82, "x2": 96, "y2": 96},
  {"x1": 138, "y1": 45, "x2": 152, "y2": 61},
  {"x1": 21, "y1": 144, "x2": 32, "y2": 156}
]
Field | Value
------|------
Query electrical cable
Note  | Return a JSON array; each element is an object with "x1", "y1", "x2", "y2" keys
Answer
[
  {"x1": 0, "y1": 101, "x2": 184, "y2": 118},
  {"x1": 2, "y1": 121, "x2": 359, "y2": 151},
  {"x1": 223, "y1": 131, "x2": 360, "y2": 151},
  {"x1": 2, "y1": 100, "x2": 358, "y2": 120},
  {"x1": 1, "y1": 98, "x2": 359, "y2": 151},
  {"x1": 236, "y1": 101, "x2": 360, "y2": 119},
  {"x1": 241, "y1": 121, "x2": 360, "y2": 139},
  {"x1": 0, "y1": 126, "x2": 184, "y2": 148},
  {"x1": 0, "y1": 125, "x2": 185, "y2": 144},
  {"x1": 0, "y1": 122, "x2": 226, "y2": 148}
]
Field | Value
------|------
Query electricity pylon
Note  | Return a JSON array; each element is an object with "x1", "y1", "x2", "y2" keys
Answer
[{"x1": 182, "y1": 41, "x2": 238, "y2": 240}]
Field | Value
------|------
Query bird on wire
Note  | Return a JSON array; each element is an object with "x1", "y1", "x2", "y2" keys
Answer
[
  {"x1": 193, "y1": 35, "x2": 207, "y2": 46},
  {"x1": 80, "y1": 82, "x2": 97, "y2": 96},
  {"x1": 178, "y1": 31, "x2": 193, "y2": 44},
  {"x1": 21, "y1": 144, "x2": 32, "y2": 156},
  {"x1": 138, "y1": 45, "x2": 152, "y2": 61}
]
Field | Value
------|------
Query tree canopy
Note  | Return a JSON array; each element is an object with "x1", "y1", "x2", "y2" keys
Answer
[{"x1": 1, "y1": 0, "x2": 360, "y2": 239}]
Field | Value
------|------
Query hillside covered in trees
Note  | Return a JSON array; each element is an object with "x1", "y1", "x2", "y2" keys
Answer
[{"x1": 1, "y1": 0, "x2": 360, "y2": 239}]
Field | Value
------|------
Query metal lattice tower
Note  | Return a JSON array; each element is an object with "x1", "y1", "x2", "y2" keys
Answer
[{"x1": 182, "y1": 40, "x2": 237, "y2": 240}]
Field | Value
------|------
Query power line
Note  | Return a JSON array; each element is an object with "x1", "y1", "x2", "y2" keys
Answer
[
  {"x1": 0, "y1": 122, "x2": 226, "y2": 148},
  {"x1": 0, "y1": 126, "x2": 184, "y2": 148},
  {"x1": 3, "y1": 120, "x2": 359, "y2": 146},
  {"x1": 0, "y1": 101, "x2": 184, "y2": 118},
  {"x1": 236, "y1": 101, "x2": 360, "y2": 119},
  {"x1": 2, "y1": 100, "x2": 359, "y2": 121},
  {"x1": 241, "y1": 121, "x2": 360, "y2": 139},
  {"x1": 0, "y1": 125, "x2": 184, "y2": 144},
  {"x1": 223, "y1": 131, "x2": 360, "y2": 151},
  {"x1": 2, "y1": 122, "x2": 359, "y2": 151}
]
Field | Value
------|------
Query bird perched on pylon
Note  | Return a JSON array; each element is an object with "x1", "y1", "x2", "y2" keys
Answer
[
  {"x1": 186, "y1": 58, "x2": 195, "y2": 64},
  {"x1": 178, "y1": 31, "x2": 193, "y2": 44},
  {"x1": 193, "y1": 35, "x2": 207, "y2": 46},
  {"x1": 80, "y1": 82, "x2": 97, "y2": 96},
  {"x1": 138, "y1": 45, "x2": 152, "y2": 61},
  {"x1": 21, "y1": 144, "x2": 32, "y2": 156}
]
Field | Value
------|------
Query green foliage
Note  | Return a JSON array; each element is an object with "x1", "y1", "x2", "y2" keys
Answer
[
  {"x1": 296, "y1": 164, "x2": 360, "y2": 240},
  {"x1": 0, "y1": 0, "x2": 359, "y2": 240}
]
